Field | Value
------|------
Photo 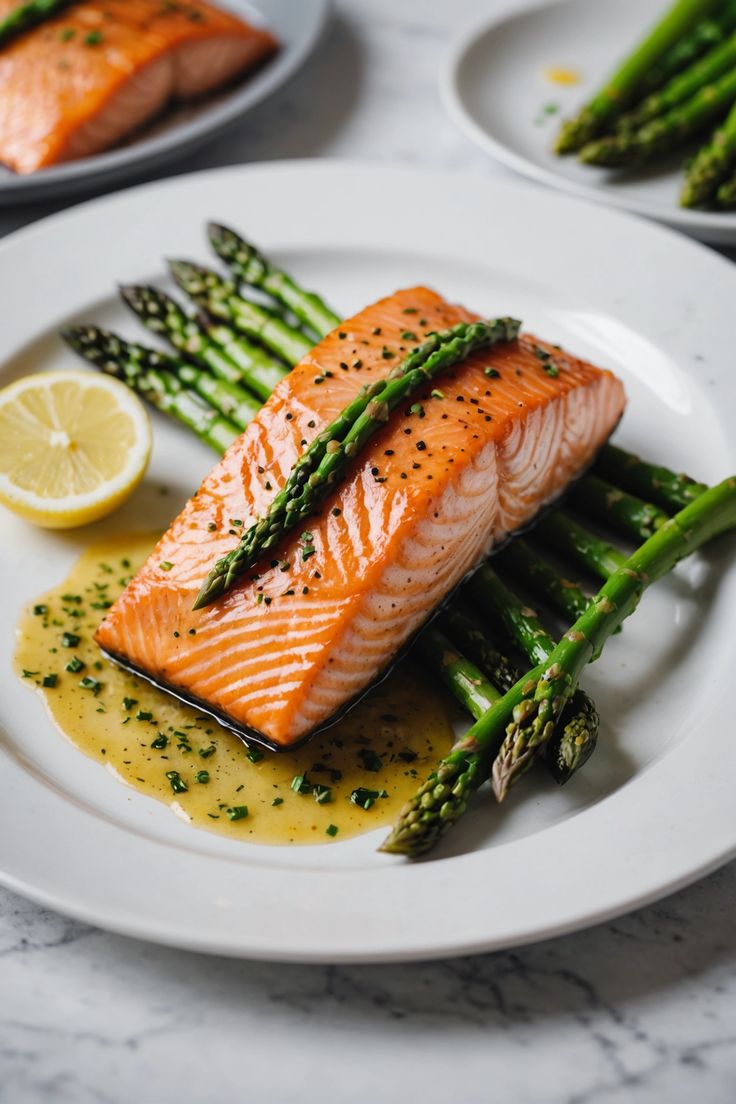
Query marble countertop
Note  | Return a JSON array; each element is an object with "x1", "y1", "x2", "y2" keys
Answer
[{"x1": 2, "y1": 2, "x2": 736, "y2": 1101}]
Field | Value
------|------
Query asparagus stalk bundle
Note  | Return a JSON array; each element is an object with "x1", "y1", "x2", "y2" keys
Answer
[
  {"x1": 616, "y1": 31, "x2": 736, "y2": 133},
  {"x1": 208, "y1": 223, "x2": 341, "y2": 338},
  {"x1": 438, "y1": 604, "x2": 596, "y2": 783},
  {"x1": 681, "y1": 96, "x2": 736, "y2": 203},
  {"x1": 555, "y1": 0, "x2": 721, "y2": 153},
  {"x1": 120, "y1": 284, "x2": 288, "y2": 402},
  {"x1": 62, "y1": 326, "x2": 260, "y2": 431},
  {"x1": 0, "y1": 0, "x2": 75, "y2": 46},
  {"x1": 193, "y1": 317, "x2": 521, "y2": 609},
  {"x1": 579, "y1": 65, "x2": 736, "y2": 167},
  {"x1": 382, "y1": 476, "x2": 736, "y2": 856},
  {"x1": 62, "y1": 326, "x2": 240, "y2": 455},
  {"x1": 169, "y1": 260, "x2": 313, "y2": 365},
  {"x1": 643, "y1": 0, "x2": 736, "y2": 90},
  {"x1": 464, "y1": 565, "x2": 600, "y2": 777}
]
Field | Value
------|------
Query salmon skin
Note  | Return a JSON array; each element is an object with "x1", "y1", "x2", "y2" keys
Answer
[
  {"x1": 96, "y1": 287, "x2": 626, "y2": 750},
  {"x1": 0, "y1": 0, "x2": 277, "y2": 174}
]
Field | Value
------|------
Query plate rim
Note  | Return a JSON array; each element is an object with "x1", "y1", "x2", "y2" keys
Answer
[
  {"x1": 1, "y1": 159, "x2": 735, "y2": 963},
  {"x1": 0, "y1": 0, "x2": 332, "y2": 203},
  {"x1": 440, "y1": 0, "x2": 736, "y2": 244}
]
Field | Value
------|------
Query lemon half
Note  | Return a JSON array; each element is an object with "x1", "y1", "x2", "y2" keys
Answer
[{"x1": 0, "y1": 370, "x2": 152, "y2": 529}]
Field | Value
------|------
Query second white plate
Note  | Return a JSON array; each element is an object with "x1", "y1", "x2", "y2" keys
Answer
[{"x1": 442, "y1": 0, "x2": 736, "y2": 244}]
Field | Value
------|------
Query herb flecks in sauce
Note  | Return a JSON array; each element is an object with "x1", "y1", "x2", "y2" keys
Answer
[{"x1": 15, "y1": 535, "x2": 454, "y2": 846}]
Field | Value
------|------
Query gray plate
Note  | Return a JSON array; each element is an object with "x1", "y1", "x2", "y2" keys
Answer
[{"x1": 0, "y1": 0, "x2": 330, "y2": 205}]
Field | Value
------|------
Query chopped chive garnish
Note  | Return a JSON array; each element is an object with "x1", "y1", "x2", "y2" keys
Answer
[
  {"x1": 42, "y1": 674, "x2": 58, "y2": 688},
  {"x1": 226, "y1": 805, "x2": 248, "y2": 821},
  {"x1": 166, "y1": 770, "x2": 188, "y2": 794},
  {"x1": 326, "y1": 824, "x2": 339, "y2": 837},
  {"x1": 33, "y1": 604, "x2": 48, "y2": 616},
  {"x1": 195, "y1": 770, "x2": 210, "y2": 784},
  {"x1": 350, "y1": 787, "x2": 388, "y2": 810},
  {"x1": 79, "y1": 677, "x2": 102, "y2": 695},
  {"x1": 150, "y1": 734, "x2": 168, "y2": 750},
  {"x1": 291, "y1": 774, "x2": 312, "y2": 795},
  {"x1": 136, "y1": 710, "x2": 153, "y2": 722},
  {"x1": 271, "y1": 797, "x2": 284, "y2": 806},
  {"x1": 313, "y1": 784, "x2": 332, "y2": 805},
  {"x1": 246, "y1": 747, "x2": 264, "y2": 764},
  {"x1": 358, "y1": 749, "x2": 383, "y2": 773},
  {"x1": 65, "y1": 656, "x2": 85, "y2": 673},
  {"x1": 199, "y1": 744, "x2": 216, "y2": 758},
  {"x1": 61, "y1": 632, "x2": 80, "y2": 648}
]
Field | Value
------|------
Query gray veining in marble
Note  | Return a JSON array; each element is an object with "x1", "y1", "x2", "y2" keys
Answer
[{"x1": 1, "y1": 3, "x2": 736, "y2": 1102}]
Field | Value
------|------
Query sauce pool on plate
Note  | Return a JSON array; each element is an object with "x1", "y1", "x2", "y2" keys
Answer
[{"x1": 15, "y1": 534, "x2": 454, "y2": 845}]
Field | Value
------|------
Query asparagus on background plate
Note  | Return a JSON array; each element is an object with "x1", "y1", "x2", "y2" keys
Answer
[
  {"x1": 555, "y1": 0, "x2": 722, "y2": 153},
  {"x1": 554, "y1": 0, "x2": 736, "y2": 207}
]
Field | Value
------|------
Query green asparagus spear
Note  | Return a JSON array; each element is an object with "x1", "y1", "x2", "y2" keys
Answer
[
  {"x1": 0, "y1": 0, "x2": 74, "y2": 46},
  {"x1": 568, "y1": 474, "x2": 669, "y2": 542},
  {"x1": 195, "y1": 318, "x2": 289, "y2": 401},
  {"x1": 681, "y1": 97, "x2": 736, "y2": 204},
  {"x1": 169, "y1": 260, "x2": 313, "y2": 366},
  {"x1": 716, "y1": 166, "x2": 736, "y2": 202},
  {"x1": 643, "y1": 0, "x2": 736, "y2": 91},
  {"x1": 618, "y1": 31, "x2": 736, "y2": 133},
  {"x1": 493, "y1": 539, "x2": 590, "y2": 623},
  {"x1": 193, "y1": 317, "x2": 521, "y2": 609},
  {"x1": 579, "y1": 66, "x2": 736, "y2": 167},
  {"x1": 208, "y1": 223, "x2": 341, "y2": 338},
  {"x1": 467, "y1": 564, "x2": 555, "y2": 664},
  {"x1": 439, "y1": 604, "x2": 518, "y2": 693},
  {"x1": 382, "y1": 475, "x2": 736, "y2": 854},
  {"x1": 595, "y1": 443, "x2": 708, "y2": 510},
  {"x1": 62, "y1": 326, "x2": 239, "y2": 454},
  {"x1": 416, "y1": 626, "x2": 503, "y2": 720},
  {"x1": 555, "y1": 0, "x2": 721, "y2": 153},
  {"x1": 535, "y1": 511, "x2": 626, "y2": 581}
]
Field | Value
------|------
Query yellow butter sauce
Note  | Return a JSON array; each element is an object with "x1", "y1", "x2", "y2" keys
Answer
[
  {"x1": 14, "y1": 534, "x2": 454, "y2": 845},
  {"x1": 543, "y1": 66, "x2": 581, "y2": 86}
]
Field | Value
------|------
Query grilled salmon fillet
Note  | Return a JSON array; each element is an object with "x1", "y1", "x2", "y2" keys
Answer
[
  {"x1": 96, "y1": 287, "x2": 626, "y2": 748},
  {"x1": 0, "y1": 0, "x2": 276, "y2": 174}
]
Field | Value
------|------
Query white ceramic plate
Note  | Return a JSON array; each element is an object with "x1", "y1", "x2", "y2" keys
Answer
[
  {"x1": 0, "y1": 0, "x2": 330, "y2": 204},
  {"x1": 0, "y1": 161, "x2": 735, "y2": 963},
  {"x1": 442, "y1": 0, "x2": 736, "y2": 244}
]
